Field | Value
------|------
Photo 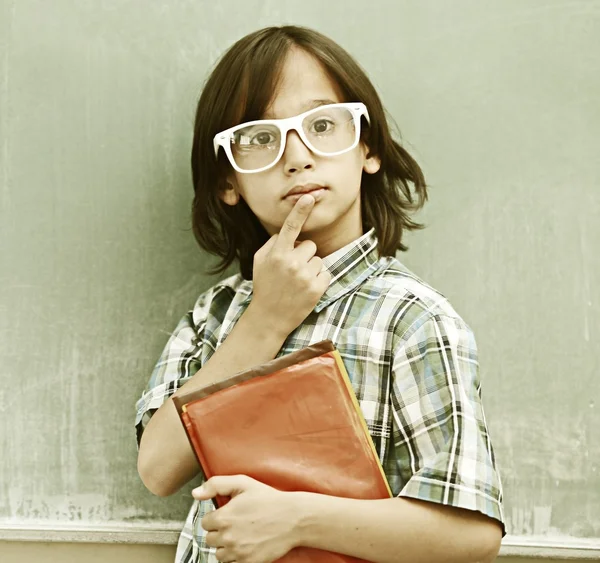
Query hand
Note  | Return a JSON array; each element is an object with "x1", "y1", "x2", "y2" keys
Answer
[
  {"x1": 249, "y1": 194, "x2": 332, "y2": 337},
  {"x1": 193, "y1": 475, "x2": 301, "y2": 563}
]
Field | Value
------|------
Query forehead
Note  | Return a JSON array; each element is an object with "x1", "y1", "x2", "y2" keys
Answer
[{"x1": 263, "y1": 48, "x2": 344, "y2": 119}]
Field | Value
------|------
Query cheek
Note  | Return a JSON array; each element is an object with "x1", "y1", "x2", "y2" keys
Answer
[
  {"x1": 237, "y1": 178, "x2": 286, "y2": 226},
  {"x1": 235, "y1": 176, "x2": 267, "y2": 208},
  {"x1": 336, "y1": 152, "x2": 366, "y2": 190}
]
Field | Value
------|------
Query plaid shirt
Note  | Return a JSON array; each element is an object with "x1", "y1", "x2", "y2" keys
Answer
[{"x1": 135, "y1": 228, "x2": 504, "y2": 563}]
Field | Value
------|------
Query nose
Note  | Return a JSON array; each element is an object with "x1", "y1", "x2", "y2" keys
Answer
[{"x1": 282, "y1": 130, "x2": 315, "y2": 174}]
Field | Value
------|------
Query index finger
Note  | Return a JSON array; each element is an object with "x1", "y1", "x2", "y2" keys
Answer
[{"x1": 275, "y1": 194, "x2": 315, "y2": 250}]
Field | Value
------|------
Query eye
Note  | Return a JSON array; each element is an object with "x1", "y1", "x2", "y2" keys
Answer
[
  {"x1": 310, "y1": 118, "x2": 335, "y2": 134},
  {"x1": 234, "y1": 126, "x2": 278, "y2": 148},
  {"x1": 250, "y1": 131, "x2": 277, "y2": 146}
]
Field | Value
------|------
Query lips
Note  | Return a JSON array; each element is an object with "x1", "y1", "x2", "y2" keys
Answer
[{"x1": 284, "y1": 183, "x2": 327, "y2": 198}]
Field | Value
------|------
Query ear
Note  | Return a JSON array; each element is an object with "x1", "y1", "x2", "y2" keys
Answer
[
  {"x1": 363, "y1": 152, "x2": 381, "y2": 175},
  {"x1": 360, "y1": 140, "x2": 381, "y2": 175},
  {"x1": 218, "y1": 180, "x2": 240, "y2": 206}
]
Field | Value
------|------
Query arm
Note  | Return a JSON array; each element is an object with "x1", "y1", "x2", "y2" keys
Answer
[
  {"x1": 195, "y1": 475, "x2": 502, "y2": 563},
  {"x1": 294, "y1": 493, "x2": 502, "y2": 563},
  {"x1": 137, "y1": 303, "x2": 289, "y2": 497},
  {"x1": 137, "y1": 193, "x2": 331, "y2": 497},
  {"x1": 197, "y1": 312, "x2": 504, "y2": 562},
  {"x1": 290, "y1": 312, "x2": 502, "y2": 562}
]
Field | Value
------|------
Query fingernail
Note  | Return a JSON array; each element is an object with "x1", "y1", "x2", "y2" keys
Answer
[
  {"x1": 299, "y1": 194, "x2": 315, "y2": 206},
  {"x1": 193, "y1": 485, "x2": 205, "y2": 496}
]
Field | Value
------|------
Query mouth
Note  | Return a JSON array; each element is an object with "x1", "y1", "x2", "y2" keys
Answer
[{"x1": 283, "y1": 184, "x2": 328, "y2": 201}]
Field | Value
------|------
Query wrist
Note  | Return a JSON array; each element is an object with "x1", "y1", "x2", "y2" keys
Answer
[
  {"x1": 244, "y1": 301, "x2": 292, "y2": 341},
  {"x1": 288, "y1": 491, "x2": 319, "y2": 549}
]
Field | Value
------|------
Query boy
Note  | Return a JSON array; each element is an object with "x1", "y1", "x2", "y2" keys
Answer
[{"x1": 136, "y1": 25, "x2": 504, "y2": 563}]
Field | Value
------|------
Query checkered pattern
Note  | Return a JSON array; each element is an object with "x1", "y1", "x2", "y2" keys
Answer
[{"x1": 135, "y1": 228, "x2": 504, "y2": 562}]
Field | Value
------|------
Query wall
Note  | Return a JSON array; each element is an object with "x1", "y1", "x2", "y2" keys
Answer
[{"x1": 1, "y1": 0, "x2": 598, "y2": 559}]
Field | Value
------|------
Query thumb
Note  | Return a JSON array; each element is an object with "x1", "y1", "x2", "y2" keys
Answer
[{"x1": 192, "y1": 475, "x2": 255, "y2": 500}]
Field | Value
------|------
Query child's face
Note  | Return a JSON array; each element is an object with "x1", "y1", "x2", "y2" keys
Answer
[{"x1": 219, "y1": 47, "x2": 380, "y2": 255}]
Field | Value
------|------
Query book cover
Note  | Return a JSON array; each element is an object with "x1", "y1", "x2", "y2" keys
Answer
[{"x1": 173, "y1": 340, "x2": 391, "y2": 562}]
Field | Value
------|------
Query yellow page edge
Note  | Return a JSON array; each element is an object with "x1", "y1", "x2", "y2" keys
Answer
[{"x1": 333, "y1": 350, "x2": 393, "y2": 498}]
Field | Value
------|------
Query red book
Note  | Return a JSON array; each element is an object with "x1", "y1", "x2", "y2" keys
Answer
[{"x1": 172, "y1": 340, "x2": 391, "y2": 562}]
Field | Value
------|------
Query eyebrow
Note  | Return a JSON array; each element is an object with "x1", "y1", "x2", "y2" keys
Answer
[
  {"x1": 305, "y1": 98, "x2": 338, "y2": 111},
  {"x1": 262, "y1": 98, "x2": 338, "y2": 120}
]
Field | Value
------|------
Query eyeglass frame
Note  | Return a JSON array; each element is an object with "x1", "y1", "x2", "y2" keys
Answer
[{"x1": 212, "y1": 102, "x2": 370, "y2": 174}]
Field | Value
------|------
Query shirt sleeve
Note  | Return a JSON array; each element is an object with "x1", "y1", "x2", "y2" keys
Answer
[
  {"x1": 134, "y1": 301, "x2": 208, "y2": 448},
  {"x1": 389, "y1": 313, "x2": 505, "y2": 530}
]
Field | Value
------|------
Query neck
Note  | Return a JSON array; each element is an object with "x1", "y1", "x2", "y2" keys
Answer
[{"x1": 302, "y1": 212, "x2": 363, "y2": 258}]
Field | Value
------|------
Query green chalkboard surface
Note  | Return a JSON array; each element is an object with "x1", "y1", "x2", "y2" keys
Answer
[{"x1": 1, "y1": 0, "x2": 598, "y2": 552}]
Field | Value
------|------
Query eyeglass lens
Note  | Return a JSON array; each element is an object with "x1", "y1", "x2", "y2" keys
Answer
[{"x1": 230, "y1": 106, "x2": 357, "y2": 171}]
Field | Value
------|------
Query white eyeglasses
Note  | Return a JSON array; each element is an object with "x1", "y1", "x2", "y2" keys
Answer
[{"x1": 213, "y1": 102, "x2": 370, "y2": 174}]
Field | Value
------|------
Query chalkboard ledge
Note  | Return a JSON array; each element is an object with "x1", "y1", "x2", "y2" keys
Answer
[
  {"x1": 0, "y1": 522, "x2": 181, "y2": 545},
  {"x1": 500, "y1": 536, "x2": 600, "y2": 560},
  {"x1": 0, "y1": 524, "x2": 599, "y2": 559}
]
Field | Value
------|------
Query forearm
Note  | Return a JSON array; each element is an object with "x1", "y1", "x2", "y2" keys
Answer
[
  {"x1": 137, "y1": 303, "x2": 288, "y2": 497},
  {"x1": 293, "y1": 493, "x2": 502, "y2": 563}
]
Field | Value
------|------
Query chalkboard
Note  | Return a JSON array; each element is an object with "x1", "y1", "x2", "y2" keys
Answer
[{"x1": 1, "y1": 0, "x2": 598, "y2": 554}]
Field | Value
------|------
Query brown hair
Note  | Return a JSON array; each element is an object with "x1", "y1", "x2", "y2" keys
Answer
[{"x1": 191, "y1": 25, "x2": 427, "y2": 280}]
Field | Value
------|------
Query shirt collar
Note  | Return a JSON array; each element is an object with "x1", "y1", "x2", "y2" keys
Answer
[
  {"x1": 239, "y1": 228, "x2": 382, "y2": 314},
  {"x1": 315, "y1": 227, "x2": 381, "y2": 313}
]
